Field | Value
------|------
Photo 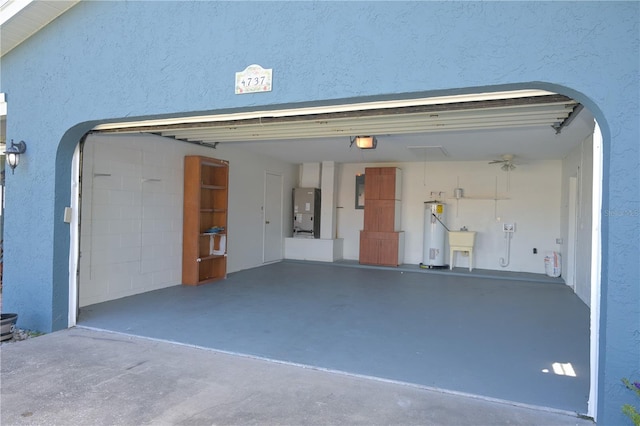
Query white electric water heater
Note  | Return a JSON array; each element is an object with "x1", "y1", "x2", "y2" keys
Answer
[{"x1": 422, "y1": 201, "x2": 446, "y2": 267}]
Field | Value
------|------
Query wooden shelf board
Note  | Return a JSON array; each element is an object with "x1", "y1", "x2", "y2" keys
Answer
[
  {"x1": 183, "y1": 275, "x2": 227, "y2": 286},
  {"x1": 198, "y1": 254, "x2": 226, "y2": 261},
  {"x1": 201, "y1": 161, "x2": 228, "y2": 168}
]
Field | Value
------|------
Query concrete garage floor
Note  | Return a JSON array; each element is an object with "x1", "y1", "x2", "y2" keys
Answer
[{"x1": 78, "y1": 261, "x2": 590, "y2": 416}]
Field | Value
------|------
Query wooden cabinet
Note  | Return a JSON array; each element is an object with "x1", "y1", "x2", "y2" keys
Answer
[
  {"x1": 363, "y1": 199, "x2": 402, "y2": 232},
  {"x1": 359, "y1": 231, "x2": 404, "y2": 267},
  {"x1": 359, "y1": 167, "x2": 403, "y2": 266},
  {"x1": 182, "y1": 156, "x2": 229, "y2": 286},
  {"x1": 364, "y1": 167, "x2": 402, "y2": 200}
]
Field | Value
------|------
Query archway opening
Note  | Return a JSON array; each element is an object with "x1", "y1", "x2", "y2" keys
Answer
[{"x1": 62, "y1": 87, "x2": 603, "y2": 417}]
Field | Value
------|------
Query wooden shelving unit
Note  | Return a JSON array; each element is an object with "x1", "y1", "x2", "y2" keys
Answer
[
  {"x1": 359, "y1": 167, "x2": 404, "y2": 267},
  {"x1": 182, "y1": 156, "x2": 229, "y2": 286}
]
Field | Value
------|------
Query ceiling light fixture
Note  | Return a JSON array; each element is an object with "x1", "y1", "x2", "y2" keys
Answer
[
  {"x1": 501, "y1": 163, "x2": 516, "y2": 171},
  {"x1": 490, "y1": 154, "x2": 516, "y2": 171},
  {"x1": 351, "y1": 136, "x2": 377, "y2": 149}
]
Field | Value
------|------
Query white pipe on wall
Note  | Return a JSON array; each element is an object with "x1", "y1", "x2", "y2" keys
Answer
[{"x1": 499, "y1": 232, "x2": 512, "y2": 267}]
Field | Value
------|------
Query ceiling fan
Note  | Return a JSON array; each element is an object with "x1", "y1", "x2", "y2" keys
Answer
[{"x1": 489, "y1": 154, "x2": 516, "y2": 171}]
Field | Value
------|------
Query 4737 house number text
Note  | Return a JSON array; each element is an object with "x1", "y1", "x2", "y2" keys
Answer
[
  {"x1": 235, "y1": 65, "x2": 272, "y2": 94},
  {"x1": 240, "y1": 76, "x2": 266, "y2": 87}
]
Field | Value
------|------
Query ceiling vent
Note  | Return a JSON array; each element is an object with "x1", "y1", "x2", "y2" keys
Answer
[{"x1": 406, "y1": 146, "x2": 450, "y2": 159}]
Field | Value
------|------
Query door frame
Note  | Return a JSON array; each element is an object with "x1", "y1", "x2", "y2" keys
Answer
[
  {"x1": 68, "y1": 142, "x2": 82, "y2": 327},
  {"x1": 587, "y1": 122, "x2": 603, "y2": 419},
  {"x1": 66, "y1": 95, "x2": 604, "y2": 420},
  {"x1": 263, "y1": 171, "x2": 283, "y2": 264},
  {"x1": 566, "y1": 176, "x2": 578, "y2": 290}
]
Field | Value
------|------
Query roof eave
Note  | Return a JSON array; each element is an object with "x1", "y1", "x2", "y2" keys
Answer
[{"x1": 0, "y1": 0, "x2": 80, "y2": 57}]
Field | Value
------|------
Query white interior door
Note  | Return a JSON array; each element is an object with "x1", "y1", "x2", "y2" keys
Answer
[{"x1": 263, "y1": 172, "x2": 283, "y2": 263}]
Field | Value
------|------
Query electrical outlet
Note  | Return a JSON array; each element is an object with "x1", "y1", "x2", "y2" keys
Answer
[
  {"x1": 556, "y1": 238, "x2": 563, "y2": 244},
  {"x1": 503, "y1": 223, "x2": 515, "y2": 232}
]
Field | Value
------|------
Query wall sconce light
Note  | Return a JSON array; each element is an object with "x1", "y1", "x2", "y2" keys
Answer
[
  {"x1": 5, "y1": 139, "x2": 27, "y2": 174},
  {"x1": 351, "y1": 136, "x2": 377, "y2": 149}
]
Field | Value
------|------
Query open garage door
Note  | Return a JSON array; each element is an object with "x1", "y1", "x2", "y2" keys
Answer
[{"x1": 73, "y1": 88, "x2": 601, "y2": 417}]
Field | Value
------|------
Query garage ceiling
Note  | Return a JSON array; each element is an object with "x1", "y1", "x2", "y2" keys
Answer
[{"x1": 93, "y1": 90, "x2": 594, "y2": 164}]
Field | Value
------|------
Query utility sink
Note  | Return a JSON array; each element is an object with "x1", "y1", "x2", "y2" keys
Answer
[
  {"x1": 449, "y1": 231, "x2": 477, "y2": 271},
  {"x1": 448, "y1": 231, "x2": 476, "y2": 248}
]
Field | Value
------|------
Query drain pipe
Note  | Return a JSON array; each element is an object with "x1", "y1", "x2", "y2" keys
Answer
[{"x1": 499, "y1": 232, "x2": 512, "y2": 267}]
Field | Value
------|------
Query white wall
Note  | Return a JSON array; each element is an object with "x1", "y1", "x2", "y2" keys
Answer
[
  {"x1": 336, "y1": 160, "x2": 563, "y2": 274},
  {"x1": 217, "y1": 145, "x2": 297, "y2": 272},
  {"x1": 561, "y1": 135, "x2": 594, "y2": 306},
  {"x1": 80, "y1": 132, "x2": 575, "y2": 307},
  {"x1": 79, "y1": 134, "x2": 296, "y2": 307}
]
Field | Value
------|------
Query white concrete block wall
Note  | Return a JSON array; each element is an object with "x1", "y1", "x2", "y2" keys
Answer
[
  {"x1": 79, "y1": 133, "x2": 298, "y2": 307},
  {"x1": 79, "y1": 135, "x2": 193, "y2": 306}
]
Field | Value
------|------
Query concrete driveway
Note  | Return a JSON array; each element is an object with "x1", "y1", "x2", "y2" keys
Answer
[{"x1": 0, "y1": 327, "x2": 592, "y2": 425}]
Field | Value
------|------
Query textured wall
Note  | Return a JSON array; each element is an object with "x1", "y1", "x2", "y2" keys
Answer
[{"x1": 0, "y1": 1, "x2": 637, "y2": 423}]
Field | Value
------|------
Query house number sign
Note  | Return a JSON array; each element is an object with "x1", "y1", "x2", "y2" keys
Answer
[{"x1": 235, "y1": 64, "x2": 272, "y2": 94}]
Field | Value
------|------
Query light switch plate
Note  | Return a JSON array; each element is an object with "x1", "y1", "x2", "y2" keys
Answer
[{"x1": 63, "y1": 207, "x2": 72, "y2": 223}]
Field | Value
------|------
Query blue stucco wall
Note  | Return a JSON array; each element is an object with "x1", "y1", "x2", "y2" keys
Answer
[{"x1": 1, "y1": 2, "x2": 637, "y2": 423}]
